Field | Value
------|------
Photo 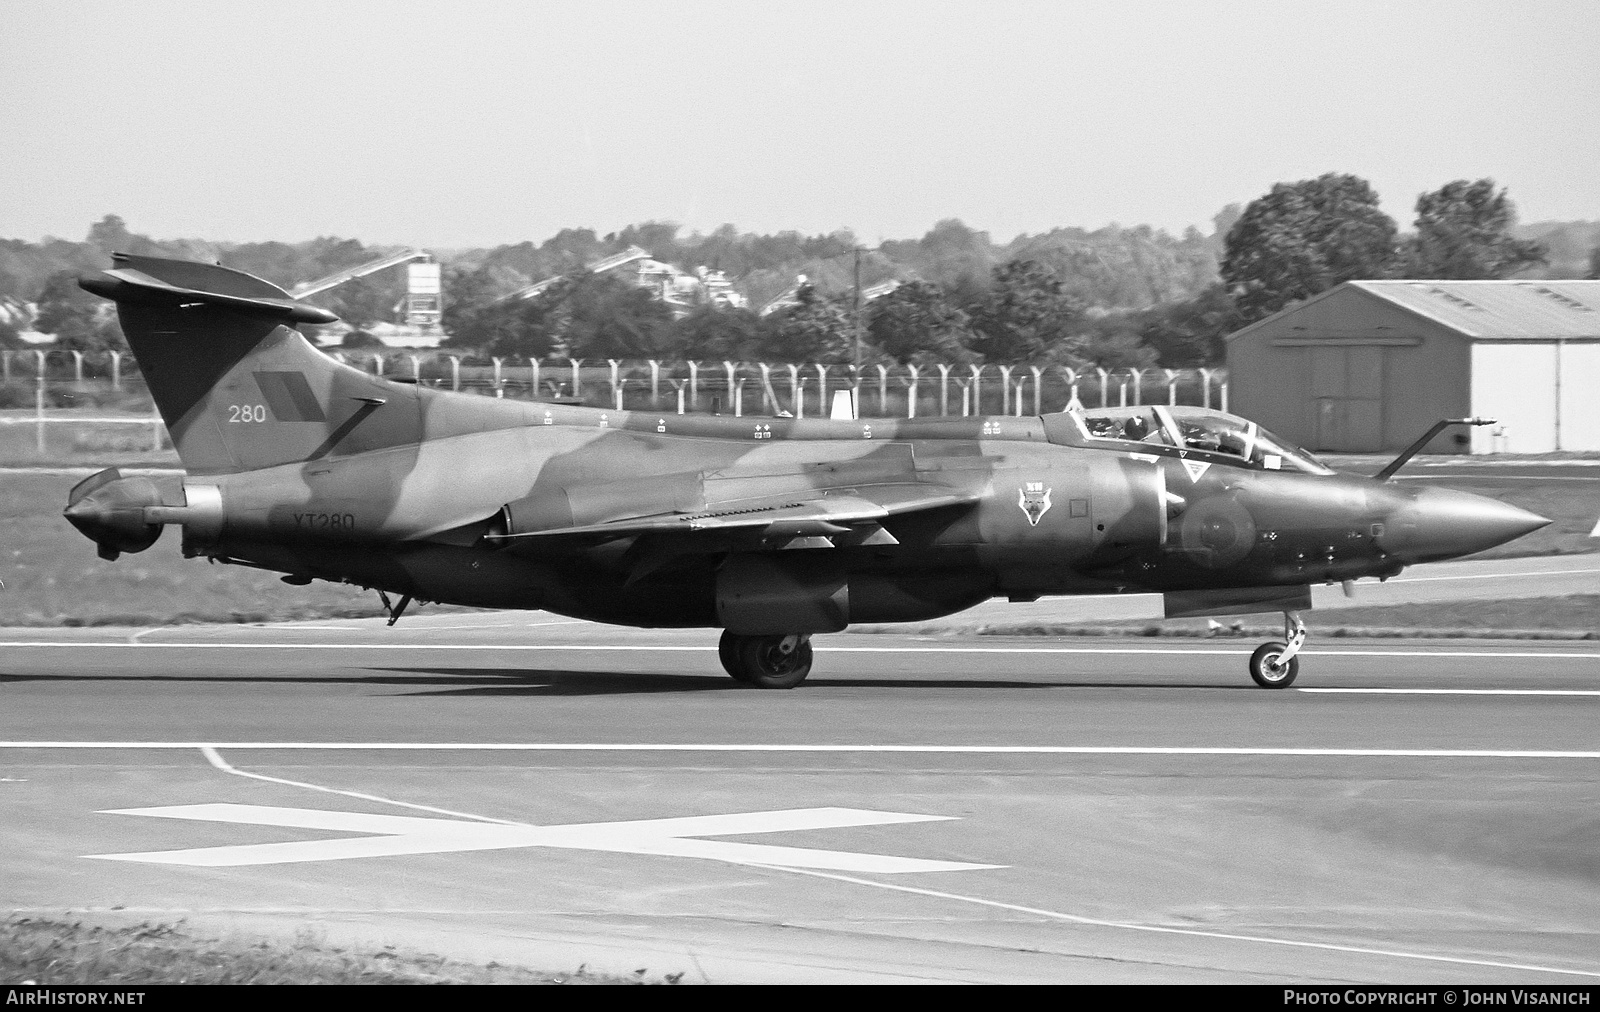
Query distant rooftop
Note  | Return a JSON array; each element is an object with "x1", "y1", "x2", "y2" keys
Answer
[
  {"x1": 1228, "y1": 279, "x2": 1600, "y2": 343},
  {"x1": 1349, "y1": 280, "x2": 1600, "y2": 340}
]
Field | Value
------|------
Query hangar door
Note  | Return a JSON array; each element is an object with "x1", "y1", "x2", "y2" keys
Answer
[
  {"x1": 1559, "y1": 343, "x2": 1600, "y2": 451},
  {"x1": 1308, "y1": 345, "x2": 1384, "y2": 452},
  {"x1": 1470, "y1": 343, "x2": 1557, "y2": 453}
]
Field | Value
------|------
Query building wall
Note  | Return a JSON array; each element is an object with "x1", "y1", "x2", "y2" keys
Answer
[
  {"x1": 1227, "y1": 288, "x2": 1469, "y2": 453},
  {"x1": 1382, "y1": 318, "x2": 1472, "y2": 453},
  {"x1": 1558, "y1": 342, "x2": 1600, "y2": 452},
  {"x1": 1467, "y1": 340, "x2": 1600, "y2": 453},
  {"x1": 1471, "y1": 344, "x2": 1558, "y2": 453}
]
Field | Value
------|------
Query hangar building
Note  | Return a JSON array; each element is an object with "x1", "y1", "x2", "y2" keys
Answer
[{"x1": 1225, "y1": 279, "x2": 1600, "y2": 454}]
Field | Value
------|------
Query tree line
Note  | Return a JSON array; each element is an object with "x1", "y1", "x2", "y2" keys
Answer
[{"x1": 4, "y1": 176, "x2": 1590, "y2": 368}]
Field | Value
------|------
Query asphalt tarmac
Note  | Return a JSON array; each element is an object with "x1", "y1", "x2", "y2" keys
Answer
[{"x1": 4, "y1": 605, "x2": 1600, "y2": 984}]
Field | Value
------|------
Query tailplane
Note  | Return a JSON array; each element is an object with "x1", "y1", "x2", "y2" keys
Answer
[{"x1": 80, "y1": 254, "x2": 421, "y2": 475}]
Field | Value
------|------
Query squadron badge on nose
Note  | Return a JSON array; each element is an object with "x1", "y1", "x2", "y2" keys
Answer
[{"x1": 1018, "y1": 481, "x2": 1052, "y2": 526}]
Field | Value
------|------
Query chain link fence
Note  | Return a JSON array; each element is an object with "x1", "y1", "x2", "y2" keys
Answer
[{"x1": 0, "y1": 347, "x2": 1229, "y2": 462}]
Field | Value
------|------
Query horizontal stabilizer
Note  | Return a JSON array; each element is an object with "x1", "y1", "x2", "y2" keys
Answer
[{"x1": 80, "y1": 253, "x2": 338, "y2": 324}]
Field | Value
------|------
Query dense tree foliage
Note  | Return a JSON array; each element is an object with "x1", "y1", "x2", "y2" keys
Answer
[
  {"x1": 339, "y1": 330, "x2": 386, "y2": 350},
  {"x1": 968, "y1": 260, "x2": 1086, "y2": 364},
  {"x1": 866, "y1": 281, "x2": 974, "y2": 364},
  {"x1": 1512, "y1": 221, "x2": 1600, "y2": 278},
  {"x1": 667, "y1": 306, "x2": 765, "y2": 362},
  {"x1": 1404, "y1": 179, "x2": 1547, "y2": 279},
  {"x1": 1136, "y1": 283, "x2": 1242, "y2": 367},
  {"x1": 559, "y1": 273, "x2": 677, "y2": 360},
  {"x1": 32, "y1": 270, "x2": 124, "y2": 353},
  {"x1": 756, "y1": 284, "x2": 855, "y2": 363},
  {"x1": 1221, "y1": 173, "x2": 1400, "y2": 321},
  {"x1": 4, "y1": 182, "x2": 1582, "y2": 367}
]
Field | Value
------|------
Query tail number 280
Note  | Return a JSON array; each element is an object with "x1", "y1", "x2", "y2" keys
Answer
[
  {"x1": 293, "y1": 512, "x2": 357, "y2": 532},
  {"x1": 228, "y1": 404, "x2": 269, "y2": 423}
]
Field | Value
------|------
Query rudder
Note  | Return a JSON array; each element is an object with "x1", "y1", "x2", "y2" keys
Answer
[{"x1": 80, "y1": 254, "x2": 421, "y2": 475}]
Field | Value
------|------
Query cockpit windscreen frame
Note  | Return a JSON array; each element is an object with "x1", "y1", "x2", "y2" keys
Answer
[{"x1": 1042, "y1": 405, "x2": 1333, "y2": 475}]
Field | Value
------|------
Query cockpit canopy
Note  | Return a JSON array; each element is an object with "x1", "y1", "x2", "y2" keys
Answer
[{"x1": 1042, "y1": 405, "x2": 1333, "y2": 475}]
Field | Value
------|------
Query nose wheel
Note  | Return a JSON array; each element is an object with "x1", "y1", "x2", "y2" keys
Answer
[
  {"x1": 1249, "y1": 611, "x2": 1306, "y2": 688},
  {"x1": 718, "y1": 631, "x2": 814, "y2": 689}
]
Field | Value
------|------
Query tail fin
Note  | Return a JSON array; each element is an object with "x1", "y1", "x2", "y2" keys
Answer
[{"x1": 81, "y1": 254, "x2": 421, "y2": 475}]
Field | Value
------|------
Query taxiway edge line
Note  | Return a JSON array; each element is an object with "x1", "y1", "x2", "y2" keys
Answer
[
  {"x1": 768, "y1": 867, "x2": 1600, "y2": 980},
  {"x1": 4, "y1": 742, "x2": 1600, "y2": 758},
  {"x1": 199, "y1": 746, "x2": 524, "y2": 826},
  {"x1": 1, "y1": 641, "x2": 1597, "y2": 659}
]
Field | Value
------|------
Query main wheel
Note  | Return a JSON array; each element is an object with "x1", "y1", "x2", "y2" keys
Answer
[
  {"x1": 722, "y1": 633, "x2": 813, "y2": 689},
  {"x1": 718, "y1": 630, "x2": 749, "y2": 682},
  {"x1": 1249, "y1": 641, "x2": 1299, "y2": 689}
]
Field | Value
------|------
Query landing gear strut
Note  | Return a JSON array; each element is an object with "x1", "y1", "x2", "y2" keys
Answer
[
  {"x1": 1249, "y1": 611, "x2": 1306, "y2": 689},
  {"x1": 718, "y1": 631, "x2": 814, "y2": 689}
]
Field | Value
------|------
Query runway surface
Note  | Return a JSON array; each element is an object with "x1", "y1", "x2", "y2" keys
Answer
[{"x1": 4, "y1": 611, "x2": 1600, "y2": 984}]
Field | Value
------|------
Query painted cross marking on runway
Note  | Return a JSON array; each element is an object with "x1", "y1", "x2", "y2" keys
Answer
[{"x1": 85, "y1": 804, "x2": 1002, "y2": 874}]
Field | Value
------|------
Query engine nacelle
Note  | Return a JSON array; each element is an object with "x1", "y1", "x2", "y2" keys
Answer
[{"x1": 63, "y1": 468, "x2": 166, "y2": 560}]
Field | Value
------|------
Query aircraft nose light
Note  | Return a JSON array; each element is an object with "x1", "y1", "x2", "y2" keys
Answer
[{"x1": 1380, "y1": 488, "x2": 1549, "y2": 562}]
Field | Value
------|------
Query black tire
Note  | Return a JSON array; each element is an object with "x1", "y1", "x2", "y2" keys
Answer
[
  {"x1": 1249, "y1": 641, "x2": 1299, "y2": 689},
  {"x1": 718, "y1": 630, "x2": 749, "y2": 682},
  {"x1": 732, "y1": 634, "x2": 813, "y2": 690}
]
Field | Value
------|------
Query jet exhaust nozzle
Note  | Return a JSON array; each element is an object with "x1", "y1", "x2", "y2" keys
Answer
[{"x1": 63, "y1": 468, "x2": 165, "y2": 561}]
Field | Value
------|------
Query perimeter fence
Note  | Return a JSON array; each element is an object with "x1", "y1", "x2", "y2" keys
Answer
[{"x1": 0, "y1": 347, "x2": 1229, "y2": 461}]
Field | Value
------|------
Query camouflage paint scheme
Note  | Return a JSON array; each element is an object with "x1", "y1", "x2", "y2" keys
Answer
[{"x1": 67, "y1": 256, "x2": 1548, "y2": 686}]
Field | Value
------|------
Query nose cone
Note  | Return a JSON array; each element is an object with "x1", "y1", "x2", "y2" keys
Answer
[
  {"x1": 62, "y1": 495, "x2": 103, "y2": 536},
  {"x1": 1377, "y1": 487, "x2": 1549, "y2": 563}
]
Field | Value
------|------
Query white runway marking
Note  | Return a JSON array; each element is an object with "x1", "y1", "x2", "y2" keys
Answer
[
  {"x1": 61, "y1": 745, "x2": 1599, "y2": 978},
  {"x1": 0, "y1": 466, "x2": 183, "y2": 476},
  {"x1": 772, "y1": 867, "x2": 1600, "y2": 980},
  {"x1": 2, "y1": 640, "x2": 1597, "y2": 659},
  {"x1": 1402, "y1": 474, "x2": 1600, "y2": 482},
  {"x1": 1299, "y1": 688, "x2": 1600, "y2": 696},
  {"x1": 87, "y1": 802, "x2": 997, "y2": 874},
  {"x1": 8, "y1": 742, "x2": 1600, "y2": 758},
  {"x1": 1388, "y1": 567, "x2": 1600, "y2": 583},
  {"x1": 1420, "y1": 458, "x2": 1600, "y2": 468},
  {"x1": 200, "y1": 746, "x2": 518, "y2": 824}
]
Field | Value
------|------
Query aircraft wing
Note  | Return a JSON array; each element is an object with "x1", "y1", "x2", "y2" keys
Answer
[{"x1": 488, "y1": 481, "x2": 978, "y2": 545}]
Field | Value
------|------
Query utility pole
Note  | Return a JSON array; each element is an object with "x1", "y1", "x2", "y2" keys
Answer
[{"x1": 852, "y1": 246, "x2": 866, "y2": 393}]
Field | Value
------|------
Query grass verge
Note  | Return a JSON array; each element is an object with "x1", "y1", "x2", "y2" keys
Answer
[{"x1": 0, "y1": 917, "x2": 681, "y2": 985}]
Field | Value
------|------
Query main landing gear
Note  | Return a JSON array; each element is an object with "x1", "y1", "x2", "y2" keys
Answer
[
  {"x1": 718, "y1": 631, "x2": 814, "y2": 689},
  {"x1": 1249, "y1": 611, "x2": 1306, "y2": 689}
]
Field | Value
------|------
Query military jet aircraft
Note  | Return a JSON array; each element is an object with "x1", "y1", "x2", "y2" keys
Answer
[{"x1": 66, "y1": 255, "x2": 1549, "y2": 689}]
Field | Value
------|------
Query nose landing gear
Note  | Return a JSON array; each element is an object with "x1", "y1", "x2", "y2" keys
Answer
[
  {"x1": 718, "y1": 631, "x2": 814, "y2": 689},
  {"x1": 1249, "y1": 611, "x2": 1306, "y2": 688}
]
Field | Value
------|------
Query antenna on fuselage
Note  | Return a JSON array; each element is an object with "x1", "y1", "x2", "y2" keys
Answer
[{"x1": 1373, "y1": 418, "x2": 1496, "y2": 481}]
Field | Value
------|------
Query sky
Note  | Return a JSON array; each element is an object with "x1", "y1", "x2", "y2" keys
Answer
[{"x1": 2, "y1": 0, "x2": 1597, "y2": 249}]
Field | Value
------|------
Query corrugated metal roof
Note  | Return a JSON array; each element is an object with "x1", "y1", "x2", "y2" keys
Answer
[{"x1": 1349, "y1": 280, "x2": 1600, "y2": 340}]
